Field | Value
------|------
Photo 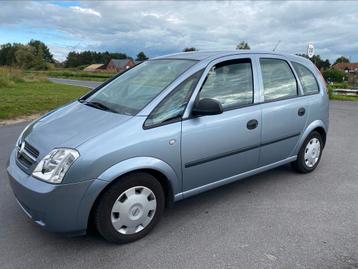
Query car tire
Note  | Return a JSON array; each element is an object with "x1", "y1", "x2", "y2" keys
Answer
[
  {"x1": 94, "y1": 172, "x2": 165, "y2": 244},
  {"x1": 292, "y1": 131, "x2": 323, "y2": 173}
]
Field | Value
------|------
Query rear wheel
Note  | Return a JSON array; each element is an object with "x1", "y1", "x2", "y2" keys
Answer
[
  {"x1": 95, "y1": 172, "x2": 165, "y2": 244},
  {"x1": 292, "y1": 131, "x2": 323, "y2": 173}
]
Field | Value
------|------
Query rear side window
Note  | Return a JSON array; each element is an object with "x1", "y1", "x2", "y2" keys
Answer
[
  {"x1": 144, "y1": 70, "x2": 203, "y2": 128},
  {"x1": 198, "y1": 59, "x2": 253, "y2": 110},
  {"x1": 260, "y1": 58, "x2": 297, "y2": 101},
  {"x1": 292, "y1": 62, "x2": 319, "y2": 95}
]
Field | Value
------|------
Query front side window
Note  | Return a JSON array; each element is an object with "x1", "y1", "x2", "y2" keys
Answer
[
  {"x1": 260, "y1": 58, "x2": 297, "y2": 101},
  {"x1": 85, "y1": 59, "x2": 196, "y2": 115},
  {"x1": 292, "y1": 62, "x2": 319, "y2": 95},
  {"x1": 144, "y1": 70, "x2": 203, "y2": 128},
  {"x1": 198, "y1": 59, "x2": 253, "y2": 110}
]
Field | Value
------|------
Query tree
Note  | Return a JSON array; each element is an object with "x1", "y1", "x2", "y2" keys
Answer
[
  {"x1": 183, "y1": 47, "x2": 197, "y2": 52},
  {"x1": 135, "y1": 52, "x2": 148, "y2": 61},
  {"x1": 28, "y1": 39, "x2": 54, "y2": 63},
  {"x1": 15, "y1": 45, "x2": 36, "y2": 69},
  {"x1": 0, "y1": 40, "x2": 53, "y2": 69},
  {"x1": 0, "y1": 43, "x2": 22, "y2": 66},
  {"x1": 334, "y1": 56, "x2": 350, "y2": 65},
  {"x1": 64, "y1": 50, "x2": 130, "y2": 68},
  {"x1": 14, "y1": 45, "x2": 50, "y2": 70},
  {"x1": 296, "y1": 54, "x2": 331, "y2": 71},
  {"x1": 236, "y1": 41, "x2": 250, "y2": 50}
]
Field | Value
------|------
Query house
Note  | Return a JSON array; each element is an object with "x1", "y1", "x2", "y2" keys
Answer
[
  {"x1": 83, "y1": 64, "x2": 105, "y2": 72},
  {"x1": 333, "y1": 63, "x2": 358, "y2": 83},
  {"x1": 106, "y1": 59, "x2": 135, "y2": 73},
  {"x1": 332, "y1": 63, "x2": 358, "y2": 73}
]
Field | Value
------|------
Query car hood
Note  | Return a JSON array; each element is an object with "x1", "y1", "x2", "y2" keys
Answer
[{"x1": 22, "y1": 101, "x2": 132, "y2": 155}]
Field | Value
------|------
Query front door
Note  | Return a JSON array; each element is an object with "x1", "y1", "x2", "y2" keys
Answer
[{"x1": 181, "y1": 57, "x2": 261, "y2": 193}]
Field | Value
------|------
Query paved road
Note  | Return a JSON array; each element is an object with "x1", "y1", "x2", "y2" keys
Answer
[
  {"x1": 1, "y1": 101, "x2": 358, "y2": 269},
  {"x1": 48, "y1": 77, "x2": 102, "y2": 89}
]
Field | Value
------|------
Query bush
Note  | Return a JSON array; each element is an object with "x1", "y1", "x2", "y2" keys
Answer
[
  {"x1": 327, "y1": 85, "x2": 334, "y2": 99},
  {"x1": 0, "y1": 67, "x2": 48, "y2": 88},
  {"x1": 323, "y1": 69, "x2": 348, "y2": 83},
  {"x1": 0, "y1": 67, "x2": 24, "y2": 87},
  {"x1": 0, "y1": 76, "x2": 15, "y2": 88}
]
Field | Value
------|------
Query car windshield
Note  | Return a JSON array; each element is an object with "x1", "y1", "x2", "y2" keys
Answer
[{"x1": 83, "y1": 59, "x2": 197, "y2": 115}]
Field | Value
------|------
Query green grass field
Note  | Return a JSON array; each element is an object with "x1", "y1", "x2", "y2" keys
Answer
[
  {"x1": 0, "y1": 81, "x2": 89, "y2": 121},
  {"x1": 28, "y1": 70, "x2": 116, "y2": 82},
  {"x1": 0, "y1": 67, "x2": 89, "y2": 121}
]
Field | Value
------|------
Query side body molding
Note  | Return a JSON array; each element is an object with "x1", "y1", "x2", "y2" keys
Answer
[
  {"x1": 97, "y1": 156, "x2": 181, "y2": 196},
  {"x1": 292, "y1": 120, "x2": 328, "y2": 155}
]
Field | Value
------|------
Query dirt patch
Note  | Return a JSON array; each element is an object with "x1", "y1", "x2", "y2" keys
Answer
[{"x1": 0, "y1": 113, "x2": 45, "y2": 126}]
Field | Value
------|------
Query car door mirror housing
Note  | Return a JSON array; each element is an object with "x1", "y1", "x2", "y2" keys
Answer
[{"x1": 192, "y1": 98, "x2": 223, "y2": 116}]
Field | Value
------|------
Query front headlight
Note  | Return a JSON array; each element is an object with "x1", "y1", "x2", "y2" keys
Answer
[{"x1": 32, "y1": 148, "x2": 80, "y2": 184}]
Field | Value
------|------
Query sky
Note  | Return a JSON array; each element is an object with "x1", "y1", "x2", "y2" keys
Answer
[{"x1": 1, "y1": 1, "x2": 357, "y2": 62}]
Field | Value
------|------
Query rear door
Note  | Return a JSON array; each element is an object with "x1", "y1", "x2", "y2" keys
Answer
[
  {"x1": 181, "y1": 55, "x2": 262, "y2": 194},
  {"x1": 257, "y1": 56, "x2": 309, "y2": 166}
]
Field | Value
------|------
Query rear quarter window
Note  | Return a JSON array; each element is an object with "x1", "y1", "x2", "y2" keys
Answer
[{"x1": 292, "y1": 62, "x2": 319, "y2": 95}]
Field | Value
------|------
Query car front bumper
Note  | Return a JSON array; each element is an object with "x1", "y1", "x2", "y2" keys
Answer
[{"x1": 7, "y1": 150, "x2": 108, "y2": 235}]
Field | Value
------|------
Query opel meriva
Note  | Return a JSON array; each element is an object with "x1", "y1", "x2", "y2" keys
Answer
[{"x1": 7, "y1": 51, "x2": 329, "y2": 243}]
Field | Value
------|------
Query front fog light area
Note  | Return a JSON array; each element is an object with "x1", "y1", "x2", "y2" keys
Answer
[{"x1": 32, "y1": 148, "x2": 80, "y2": 184}]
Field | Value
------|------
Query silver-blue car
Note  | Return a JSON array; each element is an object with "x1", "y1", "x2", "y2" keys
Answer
[{"x1": 7, "y1": 51, "x2": 329, "y2": 243}]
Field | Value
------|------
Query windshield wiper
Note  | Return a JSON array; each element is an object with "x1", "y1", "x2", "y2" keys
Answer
[{"x1": 83, "y1": 101, "x2": 117, "y2": 113}]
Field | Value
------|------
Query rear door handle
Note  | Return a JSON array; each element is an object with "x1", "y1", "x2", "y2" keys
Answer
[
  {"x1": 247, "y1": 119, "x2": 258, "y2": 130},
  {"x1": 298, "y1": 107, "x2": 305, "y2": 116}
]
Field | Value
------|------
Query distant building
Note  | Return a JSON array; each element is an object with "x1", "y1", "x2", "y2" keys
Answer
[
  {"x1": 333, "y1": 63, "x2": 358, "y2": 83},
  {"x1": 106, "y1": 59, "x2": 135, "y2": 73},
  {"x1": 332, "y1": 63, "x2": 358, "y2": 72},
  {"x1": 83, "y1": 64, "x2": 105, "y2": 72}
]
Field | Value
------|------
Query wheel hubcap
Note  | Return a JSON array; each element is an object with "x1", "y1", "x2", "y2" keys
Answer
[
  {"x1": 304, "y1": 138, "x2": 321, "y2": 168},
  {"x1": 111, "y1": 186, "x2": 157, "y2": 235}
]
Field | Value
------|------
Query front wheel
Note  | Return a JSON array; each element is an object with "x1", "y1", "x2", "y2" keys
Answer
[
  {"x1": 292, "y1": 131, "x2": 323, "y2": 173},
  {"x1": 94, "y1": 172, "x2": 165, "y2": 244}
]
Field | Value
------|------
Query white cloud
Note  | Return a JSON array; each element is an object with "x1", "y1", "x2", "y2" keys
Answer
[{"x1": 70, "y1": 6, "x2": 101, "y2": 17}]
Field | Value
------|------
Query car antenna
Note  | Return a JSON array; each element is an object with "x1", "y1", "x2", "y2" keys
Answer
[{"x1": 273, "y1": 40, "x2": 281, "y2": 51}]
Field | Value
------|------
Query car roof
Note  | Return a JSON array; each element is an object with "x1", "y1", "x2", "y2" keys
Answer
[{"x1": 153, "y1": 50, "x2": 308, "y2": 63}]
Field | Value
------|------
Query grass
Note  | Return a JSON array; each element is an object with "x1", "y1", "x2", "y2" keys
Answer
[
  {"x1": 28, "y1": 70, "x2": 117, "y2": 82},
  {"x1": 328, "y1": 85, "x2": 358, "y2": 102},
  {"x1": 0, "y1": 67, "x2": 89, "y2": 121},
  {"x1": 328, "y1": 82, "x2": 351, "y2": 89},
  {"x1": 329, "y1": 94, "x2": 358, "y2": 102}
]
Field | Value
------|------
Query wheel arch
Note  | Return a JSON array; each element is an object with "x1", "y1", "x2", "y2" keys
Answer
[
  {"x1": 86, "y1": 157, "x2": 179, "y2": 231},
  {"x1": 293, "y1": 120, "x2": 328, "y2": 155}
]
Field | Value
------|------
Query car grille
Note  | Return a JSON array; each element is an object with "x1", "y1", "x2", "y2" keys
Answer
[{"x1": 16, "y1": 141, "x2": 39, "y2": 170}]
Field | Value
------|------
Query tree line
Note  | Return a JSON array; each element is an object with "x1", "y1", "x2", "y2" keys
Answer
[
  {"x1": 65, "y1": 51, "x2": 149, "y2": 68},
  {"x1": 0, "y1": 40, "x2": 55, "y2": 70},
  {"x1": 0, "y1": 40, "x2": 149, "y2": 70},
  {"x1": 65, "y1": 51, "x2": 129, "y2": 68}
]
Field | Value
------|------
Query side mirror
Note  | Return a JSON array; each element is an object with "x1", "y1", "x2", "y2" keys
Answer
[{"x1": 192, "y1": 98, "x2": 223, "y2": 116}]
